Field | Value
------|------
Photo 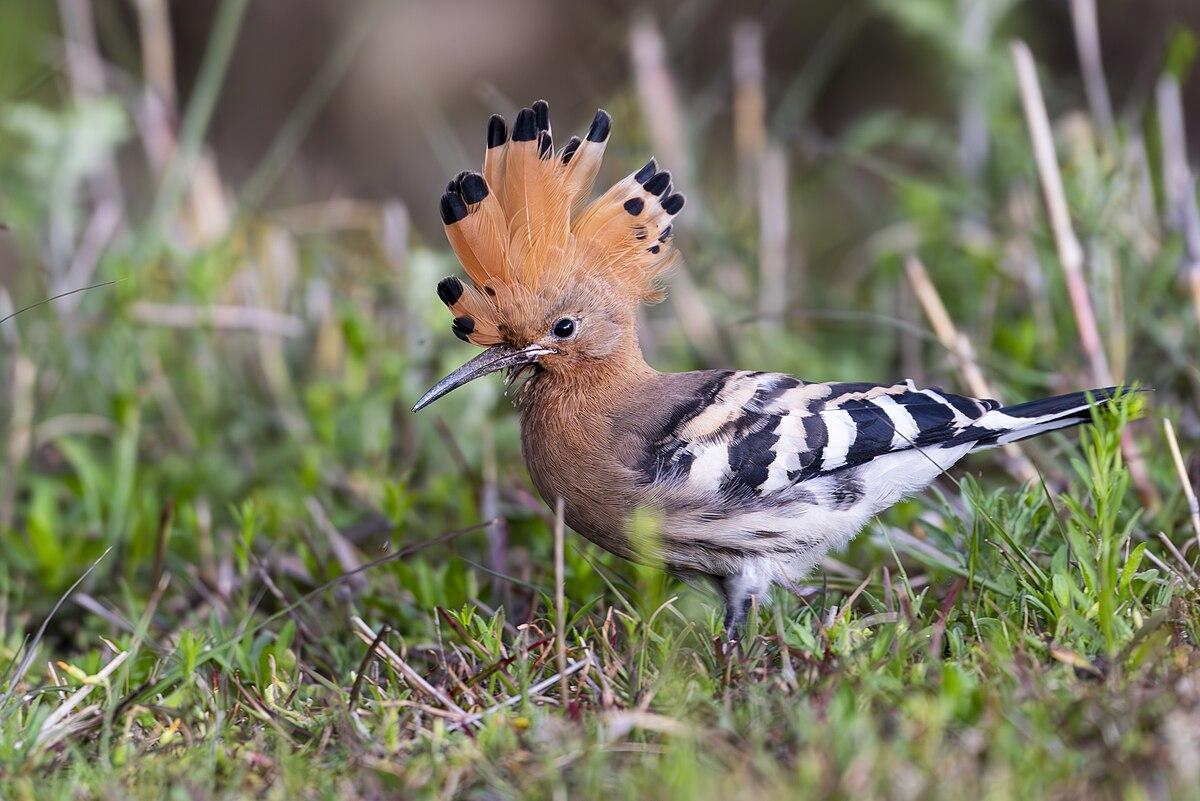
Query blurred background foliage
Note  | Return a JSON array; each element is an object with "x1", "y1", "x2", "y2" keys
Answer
[{"x1": 0, "y1": 0, "x2": 1199, "y2": 798}]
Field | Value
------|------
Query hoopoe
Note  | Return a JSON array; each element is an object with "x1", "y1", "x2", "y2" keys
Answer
[{"x1": 414, "y1": 101, "x2": 1131, "y2": 635}]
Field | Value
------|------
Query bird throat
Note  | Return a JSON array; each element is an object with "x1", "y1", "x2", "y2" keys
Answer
[{"x1": 516, "y1": 339, "x2": 655, "y2": 421}]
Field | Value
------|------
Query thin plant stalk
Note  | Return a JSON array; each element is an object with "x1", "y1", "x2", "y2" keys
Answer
[
  {"x1": 905, "y1": 255, "x2": 1038, "y2": 482},
  {"x1": 554, "y1": 497, "x2": 568, "y2": 707},
  {"x1": 1163, "y1": 418, "x2": 1200, "y2": 558},
  {"x1": 1011, "y1": 40, "x2": 1159, "y2": 510}
]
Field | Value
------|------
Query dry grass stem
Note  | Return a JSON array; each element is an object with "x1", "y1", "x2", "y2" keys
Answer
[
  {"x1": 1068, "y1": 0, "x2": 1115, "y2": 141},
  {"x1": 130, "y1": 301, "x2": 304, "y2": 337},
  {"x1": 1012, "y1": 39, "x2": 1159, "y2": 510},
  {"x1": 629, "y1": 14, "x2": 722, "y2": 363},
  {"x1": 36, "y1": 650, "x2": 130, "y2": 748},
  {"x1": 1011, "y1": 40, "x2": 1109, "y2": 383},
  {"x1": 758, "y1": 144, "x2": 790, "y2": 332},
  {"x1": 449, "y1": 655, "x2": 594, "y2": 732},
  {"x1": 905, "y1": 254, "x2": 1038, "y2": 482},
  {"x1": 629, "y1": 16, "x2": 691, "y2": 194},
  {"x1": 554, "y1": 497, "x2": 568, "y2": 707},
  {"x1": 350, "y1": 616, "x2": 466, "y2": 717},
  {"x1": 1163, "y1": 419, "x2": 1200, "y2": 556},
  {"x1": 1156, "y1": 531, "x2": 1200, "y2": 585},
  {"x1": 305, "y1": 497, "x2": 366, "y2": 591},
  {"x1": 1, "y1": 353, "x2": 36, "y2": 530},
  {"x1": 732, "y1": 19, "x2": 766, "y2": 200},
  {"x1": 133, "y1": 0, "x2": 177, "y2": 109},
  {"x1": 1155, "y1": 74, "x2": 1200, "y2": 336}
]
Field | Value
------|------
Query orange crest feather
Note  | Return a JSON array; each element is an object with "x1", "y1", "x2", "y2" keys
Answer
[{"x1": 436, "y1": 100, "x2": 685, "y2": 346}]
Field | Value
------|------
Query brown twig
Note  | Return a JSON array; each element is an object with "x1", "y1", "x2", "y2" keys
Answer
[
  {"x1": 1156, "y1": 531, "x2": 1200, "y2": 585},
  {"x1": 1143, "y1": 549, "x2": 1197, "y2": 591},
  {"x1": 150, "y1": 499, "x2": 175, "y2": 592}
]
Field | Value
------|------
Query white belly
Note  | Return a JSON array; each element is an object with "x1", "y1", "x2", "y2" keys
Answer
[{"x1": 655, "y1": 444, "x2": 972, "y2": 583}]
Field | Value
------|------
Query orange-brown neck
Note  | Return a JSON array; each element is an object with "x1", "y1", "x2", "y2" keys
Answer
[
  {"x1": 519, "y1": 328, "x2": 655, "y2": 425},
  {"x1": 517, "y1": 328, "x2": 655, "y2": 554}
]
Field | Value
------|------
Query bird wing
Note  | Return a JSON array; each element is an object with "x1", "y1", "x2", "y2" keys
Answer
[{"x1": 630, "y1": 370, "x2": 1001, "y2": 505}]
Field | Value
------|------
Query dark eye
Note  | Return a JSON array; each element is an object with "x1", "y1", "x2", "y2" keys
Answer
[{"x1": 552, "y1": 318, "x2": 576, "y2": 339}]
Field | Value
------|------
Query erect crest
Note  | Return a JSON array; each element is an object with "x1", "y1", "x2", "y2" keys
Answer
[{"x1": 435, "y1": 100, "x2": 686, "y2": 346}]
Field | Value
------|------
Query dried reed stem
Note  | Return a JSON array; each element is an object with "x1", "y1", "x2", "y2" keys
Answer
[
  {"x1": 56, "y1": 0, "x2": 126, "y2": 295},
  {"x1": 54, "y1": 203, "x2": 121, "y2": 315},
  {"x1": 58, "y1": 0, "x2": 106, "y2": 99},
  {"x1": 629, "y1": 16, "x2": 692, "y2": 193},
  {"x1": 554, "y1": 497, "x2": 568, "y2": 707},
  {"x1": 732, "y1": 20, "x2": 767, "y2": 200},
  {"x1": 905, "y1": 255, "x2": 1038, "y2": 482},
  {"x1": 758, "y1": 144, "x2": 790, "y2": 332},
  {"x1": 1068, "y1": 0, "x2": 1115, "y2": 142},
  {"x1": 133, "y1": 0, "x2": 177, "y2": 109},
  {"x1": 958, "y1": 0, "x2": 991, "y2": 181},
  {"x1": 1156, "y1": 75, "x2": 1192, "y2": 233},
  {"x1": 1011, "y1": 40, "x2": 1159, "y2": 510},
  {"x1": 1012, "y1": 41, "x2": 1110, "y2": 383},
  {"x1": 1155, "y1": 74, "x2": 1200, "y2": 337},
  {"x1": 1162, "y1": 419, "x2": 1200, "y2": 557},
  {"x1": 629, "y1": 15, "x2": 722, "y2": 363}
]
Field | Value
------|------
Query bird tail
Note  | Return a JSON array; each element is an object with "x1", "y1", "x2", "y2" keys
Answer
[{"x1": 965, "y1": 386, "x2": 1137, "y2": 451}]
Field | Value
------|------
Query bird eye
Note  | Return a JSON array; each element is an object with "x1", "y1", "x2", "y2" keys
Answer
[{"x1": 551, "y1": 318, "x2": 576, "y2": 339}]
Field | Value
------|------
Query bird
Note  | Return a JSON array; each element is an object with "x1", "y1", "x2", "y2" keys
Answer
[{"x1": 413, "y1": 100, "x2": 1133, "y2": 637}]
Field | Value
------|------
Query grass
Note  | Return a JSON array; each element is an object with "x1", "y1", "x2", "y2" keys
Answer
[{"x1": 1, "y1": 1, "x2": 1199, "y2": 799}]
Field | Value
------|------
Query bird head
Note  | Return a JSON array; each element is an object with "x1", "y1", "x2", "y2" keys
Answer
[{"x1": 413, "y1": 100, "x2": 685, "y2": 412}]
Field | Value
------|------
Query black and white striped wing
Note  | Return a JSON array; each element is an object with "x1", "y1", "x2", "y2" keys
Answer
[{"x1": 636, "y1": 371, "x2": 1002, "y2": 504}]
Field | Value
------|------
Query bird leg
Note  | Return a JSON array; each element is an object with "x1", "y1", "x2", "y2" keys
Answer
[{"x1": 719, "y1": 575, "x2": 755, "y2": 643}]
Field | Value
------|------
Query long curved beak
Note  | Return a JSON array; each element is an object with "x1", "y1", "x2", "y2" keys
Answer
[{"x1": 412, "y1": 343, "x2": 555, "y2": 412}]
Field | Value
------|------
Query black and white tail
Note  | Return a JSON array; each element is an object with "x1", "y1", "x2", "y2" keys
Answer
[{"x1": 952, "y1": 386, "x2": 1132, "y2": 451}]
